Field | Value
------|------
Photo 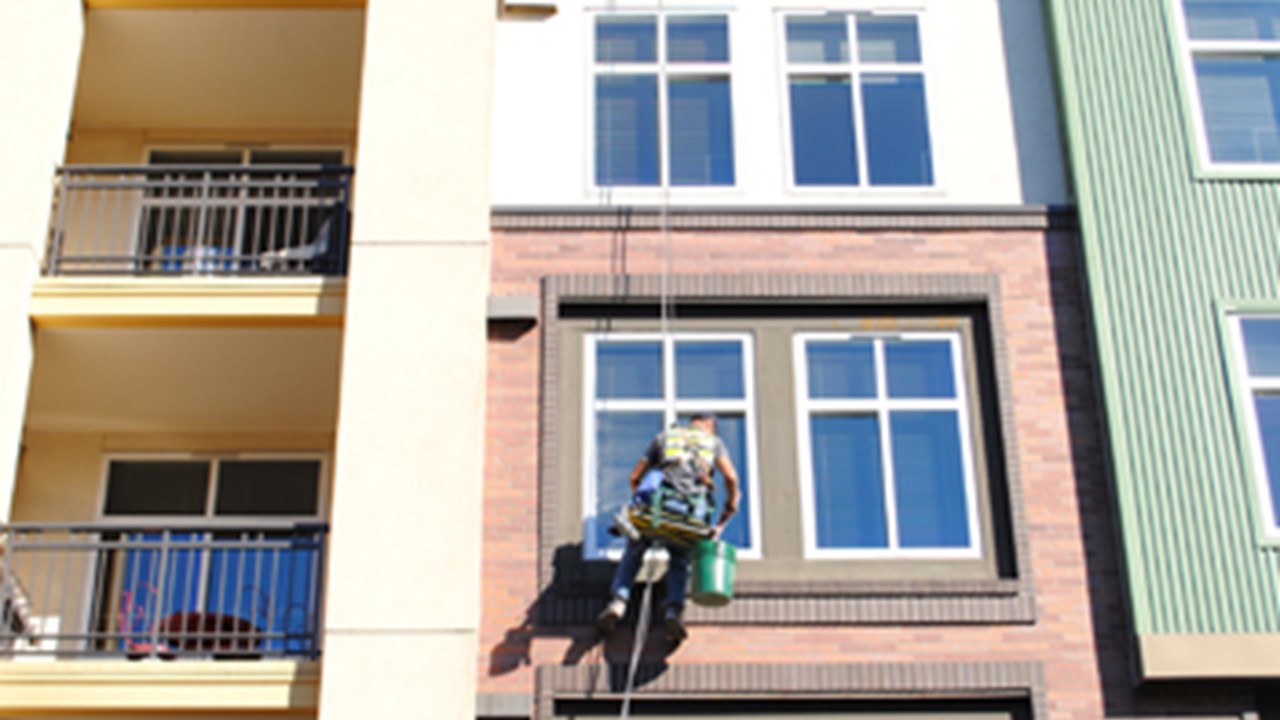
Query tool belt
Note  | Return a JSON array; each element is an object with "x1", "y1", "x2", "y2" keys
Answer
[{"x1": 626, "y1": 477, "x2": 715, "y2": 547}]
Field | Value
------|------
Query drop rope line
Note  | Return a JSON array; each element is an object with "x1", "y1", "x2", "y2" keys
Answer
[{"x1": 616, "y1": 1, "x2": 675, "y2": 717}]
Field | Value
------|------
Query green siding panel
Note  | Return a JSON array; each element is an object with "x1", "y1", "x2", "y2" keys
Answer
[{"x1": 1046, "y1": 0, "x2": 1280, "y2": 633}]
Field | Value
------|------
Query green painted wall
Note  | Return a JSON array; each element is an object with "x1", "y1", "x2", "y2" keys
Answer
[{"x1": 1045, "y1": 0, "x2": 1280, "y2": 633}]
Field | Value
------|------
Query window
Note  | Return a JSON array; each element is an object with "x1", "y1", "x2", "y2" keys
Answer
[
  {"x1": 554, "y1": 302, "x2": 1012, "y2": 591},
  {"x1": 1230, "y1": 316, "x2": 1280, "y2": 534},
  {"x1": 583, "y1": 333, "x2": 758, "y2": 558},
  {"x1": 103, "y1": 457, "x2": 322, "y2": 519},
  {"x1": 794, "y1": 332, "x2": 979, "y2": 557},
  {"x1": 784, "y1": 12, "x2": 934, "y2": 186},
  {"x1": 141, "y1": 149, "x2": 348, "y2": 273},
  {"x1": 99, "y1": 457, "x2": 324, "y2": 655},
  {"x1": 1177, "y1": 0, "x2": 1280, "y2": 165},
  {"x1": 594, "y1": 14, "x2": 736, "y2": 186}
]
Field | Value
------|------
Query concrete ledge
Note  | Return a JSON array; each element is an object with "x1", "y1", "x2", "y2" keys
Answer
[
  {"x1": 1140, "y1": 633, "x2": 1280, "y2": 679},
  {"x1": 0, "y1": 660, "x2": 319, "y2": 712},
  {"x1": 30, "y1": 277, "x2": 346, "y2": 326},
  {"x1": 487, "y1": 294, "x2": 539, "y2": 322}
]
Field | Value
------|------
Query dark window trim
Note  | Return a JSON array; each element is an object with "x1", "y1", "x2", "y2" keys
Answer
[
  {"x1": 535, "y1": 661, "x2": 1047, "y2": 720},
  {"x1": 537, "y1": 274, "x2": 1035, "y2": 625}
]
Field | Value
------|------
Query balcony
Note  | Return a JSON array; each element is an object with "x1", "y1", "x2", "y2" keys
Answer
[
  {"x1": 46, "y1": 165, "x2": 352, "y2": 277},
  {"x1": 1, "y1": 521, "x2": 326, "y2": 660}
]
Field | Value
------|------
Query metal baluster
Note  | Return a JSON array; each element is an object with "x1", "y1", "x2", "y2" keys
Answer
[
  {"x1": 149, "y1": 530, "x2": 171, "y2": 658},
  {"x1": 48, "y1": 172, "x2": 69, "y2": 274},
  {"x1": 267, "y1": 543, "x2": 280, "y2": 654}
]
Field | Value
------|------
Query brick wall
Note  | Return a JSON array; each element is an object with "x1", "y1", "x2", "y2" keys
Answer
[{"x1": 477, "y1": 221, "x2": 1192, "y2": 718}]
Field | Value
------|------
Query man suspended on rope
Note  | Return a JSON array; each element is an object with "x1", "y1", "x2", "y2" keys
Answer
[{"x1": 596, "y1": 413, "x2": 741, "y2": 642}]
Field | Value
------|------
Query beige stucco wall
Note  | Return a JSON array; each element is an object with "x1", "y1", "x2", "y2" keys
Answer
[
  {"x1": 319, "y1": 0, "x2": 494, "y2": 717},
  {"x1": 0, "y1": 0, "x2": 83, "y2": 522}
]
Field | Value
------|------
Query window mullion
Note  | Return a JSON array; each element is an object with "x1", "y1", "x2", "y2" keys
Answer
[
  {"x1": 874, "y1": 339, "x2": 900, "y2": 550},
  {"x1": 658, "y1": 15, "x2": 671, "y2": 189},
  {"x1": 847, "y1": 17, "x2": 871, "y2": 187}
]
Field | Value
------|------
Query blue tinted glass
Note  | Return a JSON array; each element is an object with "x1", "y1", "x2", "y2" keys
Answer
[
  {"x1": 1243, "y1": 319, "x2": 1280, "y2": 376},
  {"x1": 596, "y1": 341, "x2": 662, "y2": 399},
  {"x1": 807, "y1": 340, "x2": 875, "y2": 398},
  {"x1": 885, "y1": 340, "x2": 955, "y2": 398},
  {"x1": 786, "y1": 15, "x2": 849, "y2": 63},
  {"x1": 811, "y1": 414, "x2": 887, "y2": 548},
  {"x1": 789, "y1": 77, "x2": 859, "y2": 185},
  {"x1": 891, "y1": 411, "x2": 969, "y2": 548},
  {"x1": 1185, "y1": 0, "x2": 1280, "y2": 40},
  {"x1": 863, "y1": 73, "x2": 933, "y2": 185},
  {"x1": 675, "y1": 341, "x2": 743, "y2": 398},
  {"x1": 207, "y1": 534, "x2": 322, "y2": 654},
  {"x1": 596, "y1": 75, "x2": 660, "y2": 186},
  {"x1": 1254, "y1": 395, "x2": 1280, "y2": 525},
  {"x1": 594, "y1": 412, "x2": 664, "y2": 552},
  {"x1": 1194, "y1": 55, "x2": 1280, "y2": 163},
  {"x1": 668, "y1": 15, "x2": 729, "y2": 62},
  {"x1": 669, "y1": 77, "x2": 736, "y2": 186},
  {"x1": 596, "y1": 16, "x2": 657, "y2": 62},
  {"x1": 856, "y1": 16, "x2": 921, "y2": 62},
  {"x1": 678, "y1": 412, "x2": 753, "y2": 549}
]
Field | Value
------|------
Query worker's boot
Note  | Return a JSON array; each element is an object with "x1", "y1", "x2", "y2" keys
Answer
[
  {"x1": 595, "y1": 596, "x2": 627, "y2": 636},
  {"x1": 609, "y1": 508, "x2": 641, "y2": 541},
  {"x1": 663, "y1": 605, "x2": 687, "y2": 643}
]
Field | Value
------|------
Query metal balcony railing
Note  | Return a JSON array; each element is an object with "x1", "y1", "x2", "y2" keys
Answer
[
  {"x1": 46, "y1": 165, "x2": 352, "y2": 276},
  {"x1": 1, "y1": 522, "x2": 327, "y2": 660}
]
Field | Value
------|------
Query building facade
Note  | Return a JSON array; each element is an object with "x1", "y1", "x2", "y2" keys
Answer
[
  {"x1": 0, "y1": 0, "x2": 493, "y2": 717},
  {"x1": 1047, "y1": 0, "x2": 1280, "y2": 713},
  {"x1": 480, "y1": 0, "x2": 1141, "y2": 718}
]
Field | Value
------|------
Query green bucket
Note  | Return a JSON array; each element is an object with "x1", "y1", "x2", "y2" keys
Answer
[{"x1": 690, "y1": 539, "x2": 737, "y2": 607}]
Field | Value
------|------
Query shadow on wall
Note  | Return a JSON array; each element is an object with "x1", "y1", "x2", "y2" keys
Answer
[
  {"x1": 995, "y1": 0, "x2": 1070, "y2": 205},
  {"x1": 488, "y1": 543, "x2": 675, "y2": 690}
]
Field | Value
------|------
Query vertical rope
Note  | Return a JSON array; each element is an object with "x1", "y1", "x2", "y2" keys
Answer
[{"x1": 619, "y1": 559, "x2": 656, "y2": 720}]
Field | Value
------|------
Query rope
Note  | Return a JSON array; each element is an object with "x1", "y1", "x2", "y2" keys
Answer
[{"x1": 619, "y1": 551, "x2": 657, "y2": 720}]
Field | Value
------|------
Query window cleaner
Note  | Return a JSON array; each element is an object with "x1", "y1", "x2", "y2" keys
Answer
[{"x1": 596, "y1": 413, "x2": 741, "y2": 642}]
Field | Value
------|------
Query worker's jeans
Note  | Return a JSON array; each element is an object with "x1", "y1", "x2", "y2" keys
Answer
[{"x1": 609, "y1": 538, "x2": 690, "y2": 611}]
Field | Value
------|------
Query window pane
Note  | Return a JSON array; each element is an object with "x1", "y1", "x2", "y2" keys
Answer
[
  {"x1": 596, "y1": 341, "x2": 663, "y2": 399},
  {"x1": 676, "y1": 341, "x2": 744, "y2": 398},
  {"x1": 1254, "y1": 394, "x2": 1280, "y2": 525},
  {"x1": 596, "y1": 75, "x2": 660, "y2": 186},
  {"x1": 811, "y1": 415, "x2": 887, "y2": 548},
  {"x1": 857, "y1": 16, "x2": 921, "y2": 63},
  {"x1": 786, "y1": 15, "x2": 849, "y2": 63},
  {"x1": 1185, "y1": 0, "x2": 1280, "y2": 40},
  {"x1": 596, "y1": 16, "x2": 657, "y2": 62},
  {"x1": 668, "y1": 15, "x2": 729, "y2": 62},
  {"x1": 1242, "y1": 318, "x2": 1280, "y2": 376},
  {"x1": 594, "y1": 412, "x2": 664, "y2": 552},
  {"x1": 104, "y1": 461, "x2": 209, "y2": 515},
  {"x1": 806, "y1": 339, "x2": 875, "y2": 399},
  {"x1": 678, "y1": 412, "x2": 753, "y2": 549},
  {"x1": 789, "y1": 77, "x2": 859, "y2": 185},
  {"x1": 885, "y1": 340, "x2": 956, "y2": 398},
  {"x1": 891, "y1": 411, "x2": 970, "y2": 548},
  {"x1": 863, "y1": 73, "x2": 934, "y2": 185},
  {"x1": 1194, "y1": 55, "x2": 1280, "y2": 163},
  {"x1": 216, "y1": 461, "x2": 321, "y2": 516},
  {"x1": 669, "y1": 77, "x2": 736, "y2": 186}
]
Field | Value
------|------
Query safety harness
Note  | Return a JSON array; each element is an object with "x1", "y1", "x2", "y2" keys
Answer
[{"x1": 624, "y1": 426, "x2": 718, "y2": 547}]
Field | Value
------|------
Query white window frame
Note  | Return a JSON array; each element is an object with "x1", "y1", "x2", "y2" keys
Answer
[
  {"x1": 589, "y1": 9, "x2": 738, "y2": 192},
  {"x1": 777, "y1": 8, "x2": 939, "y2": 192},
  {"x1": 1171, "y1": 0, "x2": 1280, "y2": 172},
  {"x1": 793, "y1": 331, "x2": 981, "y2": 559},
  {"x1": 1228, "y1": 315, "x2": 1280, "y2": 537},
  {"x1": 582, "y1": 332, "x2": 762, "y2": 560}
]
